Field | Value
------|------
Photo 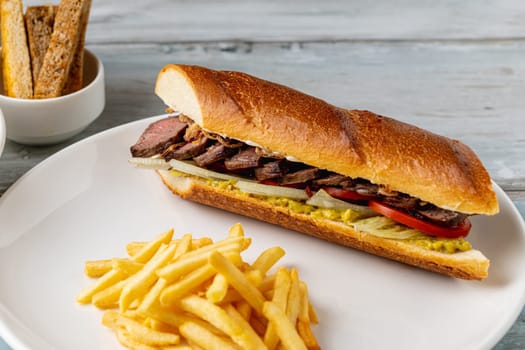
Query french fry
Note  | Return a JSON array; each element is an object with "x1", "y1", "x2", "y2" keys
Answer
[
  {"x1": 180, "y1": 295, "x2": 266, "y2": 350},
  {"x1": 298, "y1": 281, "x2": 310, "y2": 323},
  {"x1": 259, "y1": 274, "x2": 277, "y2": 293},
  {"x1": 264, "y1": 268, "x2": 291, "y2": 350},
  {"x1": 101, "y1": 310, "x2": 120, "y2": 329},
  {"x1": 158, "y1": 241, "x2": 244, "y2": 283},
  {"x1": 219, "y1": 288, "x2": 244, "y2": 305},
  {"x1": 286, "y1": 268, "x2": 301, "y2": 326},
  {"x1": 137, "y1": 277, "x2": 167, "y2": 314},
  {"x1": 206, "y1": 273, "x2": 229, "y2": 303},
  {"x1": 235, "y1": 300, "x2": 252, "y2": 321},
  {"x1": 308, "y1": 302, "x2": 319, "y2": 325},
  {"x1": 160, "y1": 250, "x2": 243, "y2": 305},
  {"x1": 84, "y1": 259, "x2": 112, "y2": 278},
  {"x1": 116, "y1": 312, "x2": 181, "y2": 346},
  {"x1": 251, "y1": 247, "x2": 286, "y2": 275},
  {"x1": 209, "y1": 251, "x2": 267, "y2": 315},
  {"x1": 249, "y1": 314, "x2": 267, "y2": 337},
  {"x1": 92, "y1": 278, "x2": 128, "y2": 309},
  {"x1": 77, "y1": 269, "x2": 127, "y2": 303},
  {"x1": 179, "y1": 321, "x2": 238, "y2": 350},
  {"x1": 297, "y1": 320, "x2": 321, "y2": 350},
  {"x1": 228, "y1": 222, "x2": 244, "y2": 238},
  {"x1": 172, "y1": 233, "x2": 192, "y2": 261},
  {"x1": 148, "y1": 318, "x2": 179, "y2": 334},
  {"x1": 116, "y1": 327, "x2": 158, "y2": 350},
  {"x1": 142, "y1": 303, "x2": 225, "y2": 336},
  {"x1": 263, "y1": 301, "x2": 307, "y2": 350},
  {"x1": 178, "y1": 236, "x2": 246, "y2": 262},
  {"x1": 192, "y1": 236, "x2": 214, "y2": 249},
  {"x1": 160, "y1": 264, "x2": 216, "y2": 306},
  {"x1": 127, "y1": 242, "x2": 145, "y2": 257},
  {"x1": 127, "y1": 237, "x2": 214, "y2": 257},
  {"x1": 131, "y1": 229, "x2": 174, "y2": 263},
  {"x1": 245, "y1": 269, "x2": 263, "y2": 287},
  {"x1": 225, "y1": 304, "x2": 265, "y2": 349},
  {"x1": 120, "y1": 243, "x2": 177, "y2": 311},
  {"x1": 112, "y1": 258, "x2": 144, "y2": 275}
]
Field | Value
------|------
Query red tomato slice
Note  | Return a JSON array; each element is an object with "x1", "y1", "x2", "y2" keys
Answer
[
  {"x1": 368, "y1": 201, "x2": 471, "y2": 238},
  {"x1": 322, "y1": 187, "x2": 370, "y2": 202}
]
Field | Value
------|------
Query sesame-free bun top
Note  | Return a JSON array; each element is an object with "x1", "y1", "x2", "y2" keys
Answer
[{"x1": 155, "y1": 64, "x2": 498, "y2": 215}]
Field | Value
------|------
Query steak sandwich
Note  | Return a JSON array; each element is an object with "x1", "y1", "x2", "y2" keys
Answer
[{"x1": 130, "y1": 64, "x2": 499, "y2": 280}]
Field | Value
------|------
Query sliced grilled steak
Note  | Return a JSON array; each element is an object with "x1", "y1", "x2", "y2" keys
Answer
[
  {"x1": 163, "y1": 134, "x2": 209, "y2": 161},
  {"x1": 416, "y1": 206, "x2": 468, "y2": 227},
  {"x1": 130, "y1": 117, "x2": 188, "y2": 157},
  {"x1": 382, "y1": 195, "x2": 419, "y2": 211},
  {"x1": 194, "y1": 143, "x2": 235, "y2": 167},
  {"x1": 281, "y1": 168, "x2": 320, "y2": 184},
  {"x1": 255, "y1": 147, "x2": 284, "y2": 159},
  {"x1": 312, "y1": 173, "x2": 351, "y2": 187},
  {"x1": 224, "y1": 147, "x2": 262, "y2": 170},
  {"x1": 255, "y1": 160, "x2": 288, "y2": 181},
  {"x1": 344, "y1": 181, "x2": 379, "y2": 197}
]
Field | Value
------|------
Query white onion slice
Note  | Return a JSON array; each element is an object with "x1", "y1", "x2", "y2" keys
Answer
[
  {"x1": 236, "y1": 181, "x2": 309, "y2": 200},
  {"x1": 306, "y1": 189, "x2": 377, "y2": 215},
  {"x1": 168, "y1": 159, "x2": 249, "y2": 182},
  {"x1": 352, "y1": 216, "x2": 420, "y2": 239},
  {"x1": 129, "y1": 157, "x2": 171, "y2": 169}
]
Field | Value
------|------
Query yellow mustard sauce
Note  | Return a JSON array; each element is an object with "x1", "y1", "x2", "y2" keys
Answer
[{"x1": 176, "y1": 173, "x2": 471, "y2": 254}]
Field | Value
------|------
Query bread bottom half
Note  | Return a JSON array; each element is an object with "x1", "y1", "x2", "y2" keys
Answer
[{"x1": 157, "y1": 170, "x2": 489, "y2": 280}]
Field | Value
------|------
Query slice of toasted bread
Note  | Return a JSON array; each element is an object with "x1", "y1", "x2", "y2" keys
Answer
[
  {"x1": 1, "y1": 0, "x2": 33, "y2": 98},
  {"x1": 25, "y1": 5, "x2": 57, "y2": 86},
  {"x1": 34, "y1": 0, "x2": 87, "y2": 98},
  {"x1": 62, "y1": 0, "x2": 91, "y2": 95}
]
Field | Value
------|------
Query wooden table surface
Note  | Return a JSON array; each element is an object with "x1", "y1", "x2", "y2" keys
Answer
[{"x1": 0, "y1": 1, "x2": 524, "y2": 349}]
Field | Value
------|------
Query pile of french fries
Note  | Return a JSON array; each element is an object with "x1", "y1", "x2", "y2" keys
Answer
[{"x1": 77, "y1": 223, "x2": 321, "y2": 350}]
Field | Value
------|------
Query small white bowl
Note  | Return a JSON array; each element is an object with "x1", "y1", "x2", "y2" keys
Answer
[{"x1": 0, "y1": 49, "x2": 105, "y2": 145}]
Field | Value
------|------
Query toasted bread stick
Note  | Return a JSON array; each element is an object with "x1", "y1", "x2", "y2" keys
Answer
[
  {"x1": 25, "y1": 5, "x2": 57, "y2": 86},
  {"x1": 62, "y1": 0, "x2": 91, "y2": 95},
  {"x1": 34, "y1": 0, "x2": 87, "y2": 98},
  {"x1": 1, "y1": 0, "x2": 33, "y2": 98}
]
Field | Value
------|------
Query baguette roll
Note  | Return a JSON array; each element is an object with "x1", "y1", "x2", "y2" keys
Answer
[{"x1": 131, "y1": 64, "x2": 500, "y2": 280}]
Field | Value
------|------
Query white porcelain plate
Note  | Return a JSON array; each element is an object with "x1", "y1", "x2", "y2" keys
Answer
[{"x1": 0, "y1": 116, "x2": 524, "y2": 350}]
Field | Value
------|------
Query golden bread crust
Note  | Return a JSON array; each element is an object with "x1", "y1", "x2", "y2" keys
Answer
[
  {"x1": 157, "y1": 170, "x2": 490, "y2": 280},
  {"x1": 155, "y1": 64, "x2": 498, "y2": 215}
]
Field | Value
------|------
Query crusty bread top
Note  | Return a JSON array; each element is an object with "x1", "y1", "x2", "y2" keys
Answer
[
  {"x1": 155, "y1": 64, "x2": 499, "y2": 215},
  {"x1": 1, "y1": 0, "x2": 33, "y2": 98}
]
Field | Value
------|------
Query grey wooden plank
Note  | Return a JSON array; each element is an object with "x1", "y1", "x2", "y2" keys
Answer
[
  {"x1": 4, "y1": 41, "x2": 523, "y2": 192},
  {"x1": 20, "y1": 0, "x2": 525, "y2": 43}
]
